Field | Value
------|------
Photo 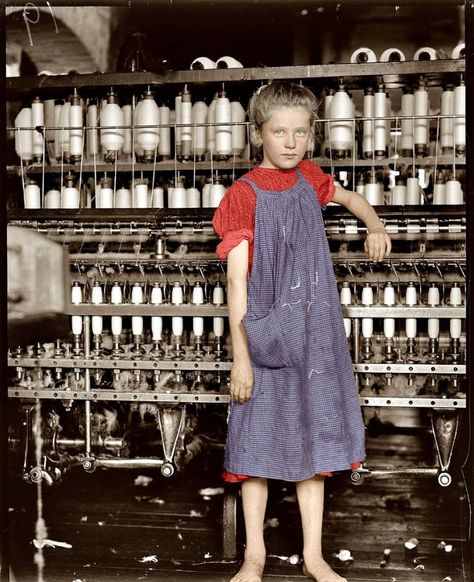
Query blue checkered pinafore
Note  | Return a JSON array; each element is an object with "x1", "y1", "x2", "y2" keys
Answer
[{"x1": 224, "y1": 169, "x2": 365, "y2": 481}]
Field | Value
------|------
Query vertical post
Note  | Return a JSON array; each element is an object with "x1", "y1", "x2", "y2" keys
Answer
[
  {"x1": 83, "y1": 315, "x2": 92, "y2": 455},
  {"x1": 0, "y1": 7, "x2": 9, "y2": 581},
  {"x1": 463, "y1": 3, "x2": 473, "y2": 580}
]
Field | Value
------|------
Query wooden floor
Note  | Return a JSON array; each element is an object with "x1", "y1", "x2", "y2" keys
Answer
[{"x1": 7, "y1": 430, "x2": 471, "y2": 582}]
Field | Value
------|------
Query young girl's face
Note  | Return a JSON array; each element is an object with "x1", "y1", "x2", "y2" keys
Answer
[{"x1": 258, "y1": 106, "x2": 311, "y2": 170}]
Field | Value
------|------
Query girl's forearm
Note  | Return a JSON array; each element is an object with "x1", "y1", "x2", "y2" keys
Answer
[
  {"x1": 227, "y1": 277, "x2": 252, "y2": 363},
  {"x1": 346, "y1": 193, "x2": 385, "y2": 232},
  {"x1": 334, "y1": 186, "x2": 385, "y2": 232}
]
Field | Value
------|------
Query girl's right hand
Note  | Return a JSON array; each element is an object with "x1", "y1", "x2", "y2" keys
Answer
[{"x1": 229, "y1": 360, "x2": 254, "y2": 404}]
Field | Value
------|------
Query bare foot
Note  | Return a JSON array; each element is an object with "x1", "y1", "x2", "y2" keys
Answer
[
  {"x1": 230, "y1": 553, "x2": 266, "y2": 582},
  {"x1": 303, "y1": 558, "x2": 348, "y2": 582}
]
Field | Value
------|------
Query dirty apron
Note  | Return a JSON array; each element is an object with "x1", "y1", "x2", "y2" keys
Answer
[{"x1": 224, "y1": 169, "x2": 365, "y2": 482}]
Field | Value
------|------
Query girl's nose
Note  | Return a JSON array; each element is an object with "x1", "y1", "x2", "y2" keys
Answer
[{"x1": 285, "y1": 134, "x2": 296, "y2": 149}]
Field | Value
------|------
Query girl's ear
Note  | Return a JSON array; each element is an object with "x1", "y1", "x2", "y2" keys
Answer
[{"x1": 250, "y1": 125, "x2": 263, "y2": 148}]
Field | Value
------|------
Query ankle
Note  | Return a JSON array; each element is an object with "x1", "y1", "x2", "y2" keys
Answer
[
  {"x1": 303, "y1": 551, "x2": 324, "y2": 563},
  {"x1": 244, "y1": 546, "x2": 266, "y2": 560}
]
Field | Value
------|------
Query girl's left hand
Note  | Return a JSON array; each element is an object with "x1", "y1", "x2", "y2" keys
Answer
[{"x1": 364, "y1": 229, "x2": 392, "y2": 262}]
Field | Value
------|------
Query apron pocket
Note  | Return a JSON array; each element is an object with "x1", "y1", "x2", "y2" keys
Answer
[{"x1": 244, "y1": 302, "x2": 305, "y2": 369}]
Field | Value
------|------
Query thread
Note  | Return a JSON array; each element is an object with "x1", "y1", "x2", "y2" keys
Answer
[
  {"x1": 115, "y1": 187, "x2": 132, "y2": 208},
  {"x1": 174, "y1": 94, "x2": 182, "y2": 158},
  {"x1": 193, "y1": 317, "x2": 204, "y2": 337},
  {"x1": 122, "y1": 101, "x2": 133, "y2": 156},
  {"x1": 15, "y1": 106, "x2": 33, "y2": 164},
  {"x1": 186, "y1": 187, "x2": 201, "y2": 208},
  {"x1": 136, "y1": 89, "x2": 160, "y2": 162},
  {"x1": 207, "y1": 93, "x2": 218, "y2": 155},
  {"x1": 414, "y1": 47, "x2": 437, "y2": 61},
  {"x1": 97, "y1": 176, "x2": 114, "y2": 208},
  {"x1": 361, "y1": 283, "x2": 374, "y2": 306},
  {"x1": 451, "y1": 42, "x2": 465, "y2": 59},
  {"x1": 151, "y1": 186, "x2": 164, "y2": 208},
  {"x1": 400, "y1": 88, "x2": 414, "y2": 155},
  {"x1": 100, "y1": 91, "x2": 125, "y2": 157},
  {"x1": 350, "y1": 47, "x2": 377, "y2": 63},
  {"x1": 210, "y1": 178, "x2": 226, "y2": 208},
  {"x1": 44, "y1": 189, "x2": 61, "y2": 208},
  {"x1": 405, "y1": 282, "x2": 417, "y2": 306},
  {"x1": 53, "y1": 100, "x2": 63, "y2": 160},
  {"x1": 432, "y1": 172, "x2": 446, "y2": 205},
  {"x1": 192, "y1": 101, "x2": 208, "y2": 160},
  {"x1": 133, "y1": 181, "x2": 149, "y2": 208},
  {"x1": 454, "y1": 79, "x2": 465, "y2": 156},
  {"x1": 202, "y1": 178, "x2": 212, "y2": 208},
  {"x1": 24, "y1": 181, "x2": 41, "y2": 209},
  {"x1": 59, "y1": 99, "x2": 71, "y2": 159},
  {"x1": 91, "y1": 282, "x2": 103, "y2": 336},
  {"x1": 31, "y1": 97, "x2": 44, "y2": 162},
  {"x1": 450, "y1": 283, "x2": 462, "y2": 306},
  {"x1": 414, "y1": 81, "x2": 429, "y2": 156},
  {"x1": 406, "y1": 176, "x2": 421, "y2": 204},
  {"x1": 380, "y1": 48, "x2": 405, "y2": 62},
  {"x1": 171, "y1": 282, "x2": 184, "y2": 337},
  {"x1": 180, "y1": 85, "x2": 192, "y2": 160},
  {"x1": 131, "y1": 283, "x2": 144, "y2": 337},
  {"x1": 110, "y1": 281, "x2": 123, "y2": 337},
  {"x1": 390, "y1": 178, "x2": 407, "y2": 205},
  {"x1": 69, "y1": 90, "x2": 83, "y2": 162},
  {"x1": 43, "y1": 99, "x2": 56, "y2": 147},
  {"x1": 362, "y1": 87, "x2": 374, "y2": 158},
  {"x1": 231, "y1": 100, "x2": 246, "y2": 156},
  {"x1": 374, "y1": 85, "x2": 387, "y2": 157},
  {"x1": 328, "y1": 85, "x2": 354, "y2": 158},
  {"x1": 62, "y1": 173, "x2": 80, "y2": 209},
  {"x1": 133, "y1": 97, "x2": 144, "y2": 159},
  {"x1": 383, "y1": 282, "x2": 396, "y2": 339},
  {"x1": 340, "y1": 282, "x2": 352, "y2": 305},
  {"x1": 216, "y1": 56, "x2": 243, "y2": 68},
  {"x1": 158, "y1": 105, "x2": 171, "y2": 159},
  {"x1": 440, "y1": 86, "x2": 454, "y2": 153},
  {"x1": 151, "y1": 283, "x2": 163, "y2": 341},
  {"x1": 445, "y1": 177, "x2": 463, "y2": 204},
  {"x1": 364, "y1": 174, "x2": 384, "y2": 205},
  {"x1": 213, "y1": 317, "x2": 224, "y2": 337},
  {"x1": 169, "y1": 178, "x2": 187, "y2": 208},
  {"x1": 86, "y1": 99, "x2": 99, "y2": 158},
  {"x1": 190, "y1": 56, "x2": 217, "y2": 69},
  {"x1": 215, "y1": 89, "x2": 232, "y2": 158}
]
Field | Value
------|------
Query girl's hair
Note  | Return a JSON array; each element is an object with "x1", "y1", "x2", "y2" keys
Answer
[{"x1": 248, "y1": 81, "x2": 319, "y2": 132}]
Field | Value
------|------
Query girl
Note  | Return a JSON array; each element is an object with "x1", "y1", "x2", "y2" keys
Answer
[{"x1": 213, "y1": 82, "x2": 391, "y2": 582}]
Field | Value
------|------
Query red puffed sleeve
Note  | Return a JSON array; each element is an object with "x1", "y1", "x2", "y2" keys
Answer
[
  {"x1": 212, "y1": 181, "x2": 256, "y2": 268},
  {"x1": 299, "y1": 160, "x2": 335, "y2": 206}
]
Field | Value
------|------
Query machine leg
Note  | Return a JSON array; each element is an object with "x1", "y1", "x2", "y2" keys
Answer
[{"x1": 222, "y1": 486, "x2": 238, "y2": 560}]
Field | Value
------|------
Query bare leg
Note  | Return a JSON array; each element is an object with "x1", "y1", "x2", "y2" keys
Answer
[
  {"x1": 230, "y1": 477, "x2": 268, "y2": 582},
  {"x1": 296, "y1": 475, "x2": 348, "y2": 582}
]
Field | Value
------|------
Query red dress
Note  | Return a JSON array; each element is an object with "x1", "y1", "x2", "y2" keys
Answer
[{"x1": 213, "y1": 161, "x2": 361, "y2": 482}]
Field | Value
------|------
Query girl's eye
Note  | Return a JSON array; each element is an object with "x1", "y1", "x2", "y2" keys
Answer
[
  {"x1": 274, "y1": 129, "x2": 285, "y2": 136},
  {"x1": 296, "y1": 129, "x2": 308, "y2": 137}
]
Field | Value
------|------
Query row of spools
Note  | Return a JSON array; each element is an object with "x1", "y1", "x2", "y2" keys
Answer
[
  {"x1": 68, "y1": 278, "x2": 464, "y2": 349},
  {"x1": 14, "y1": 86, "x2": 247, "y2": 165},
  {"x1": 23, "y1": 172, "x2": 228, "y2": 209},
  {"x1": 12, "y1": 76, "x2": 466, "y2": 166},
  {"x1": 70, "y1": 280, "x2": 226, "y2": 348},
  {"x1": 340, "y1": 281, "x2": 464, "y2": 352},
  {"x1": 22, "y1": 167, "x2": 463, "y2": 209}
]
